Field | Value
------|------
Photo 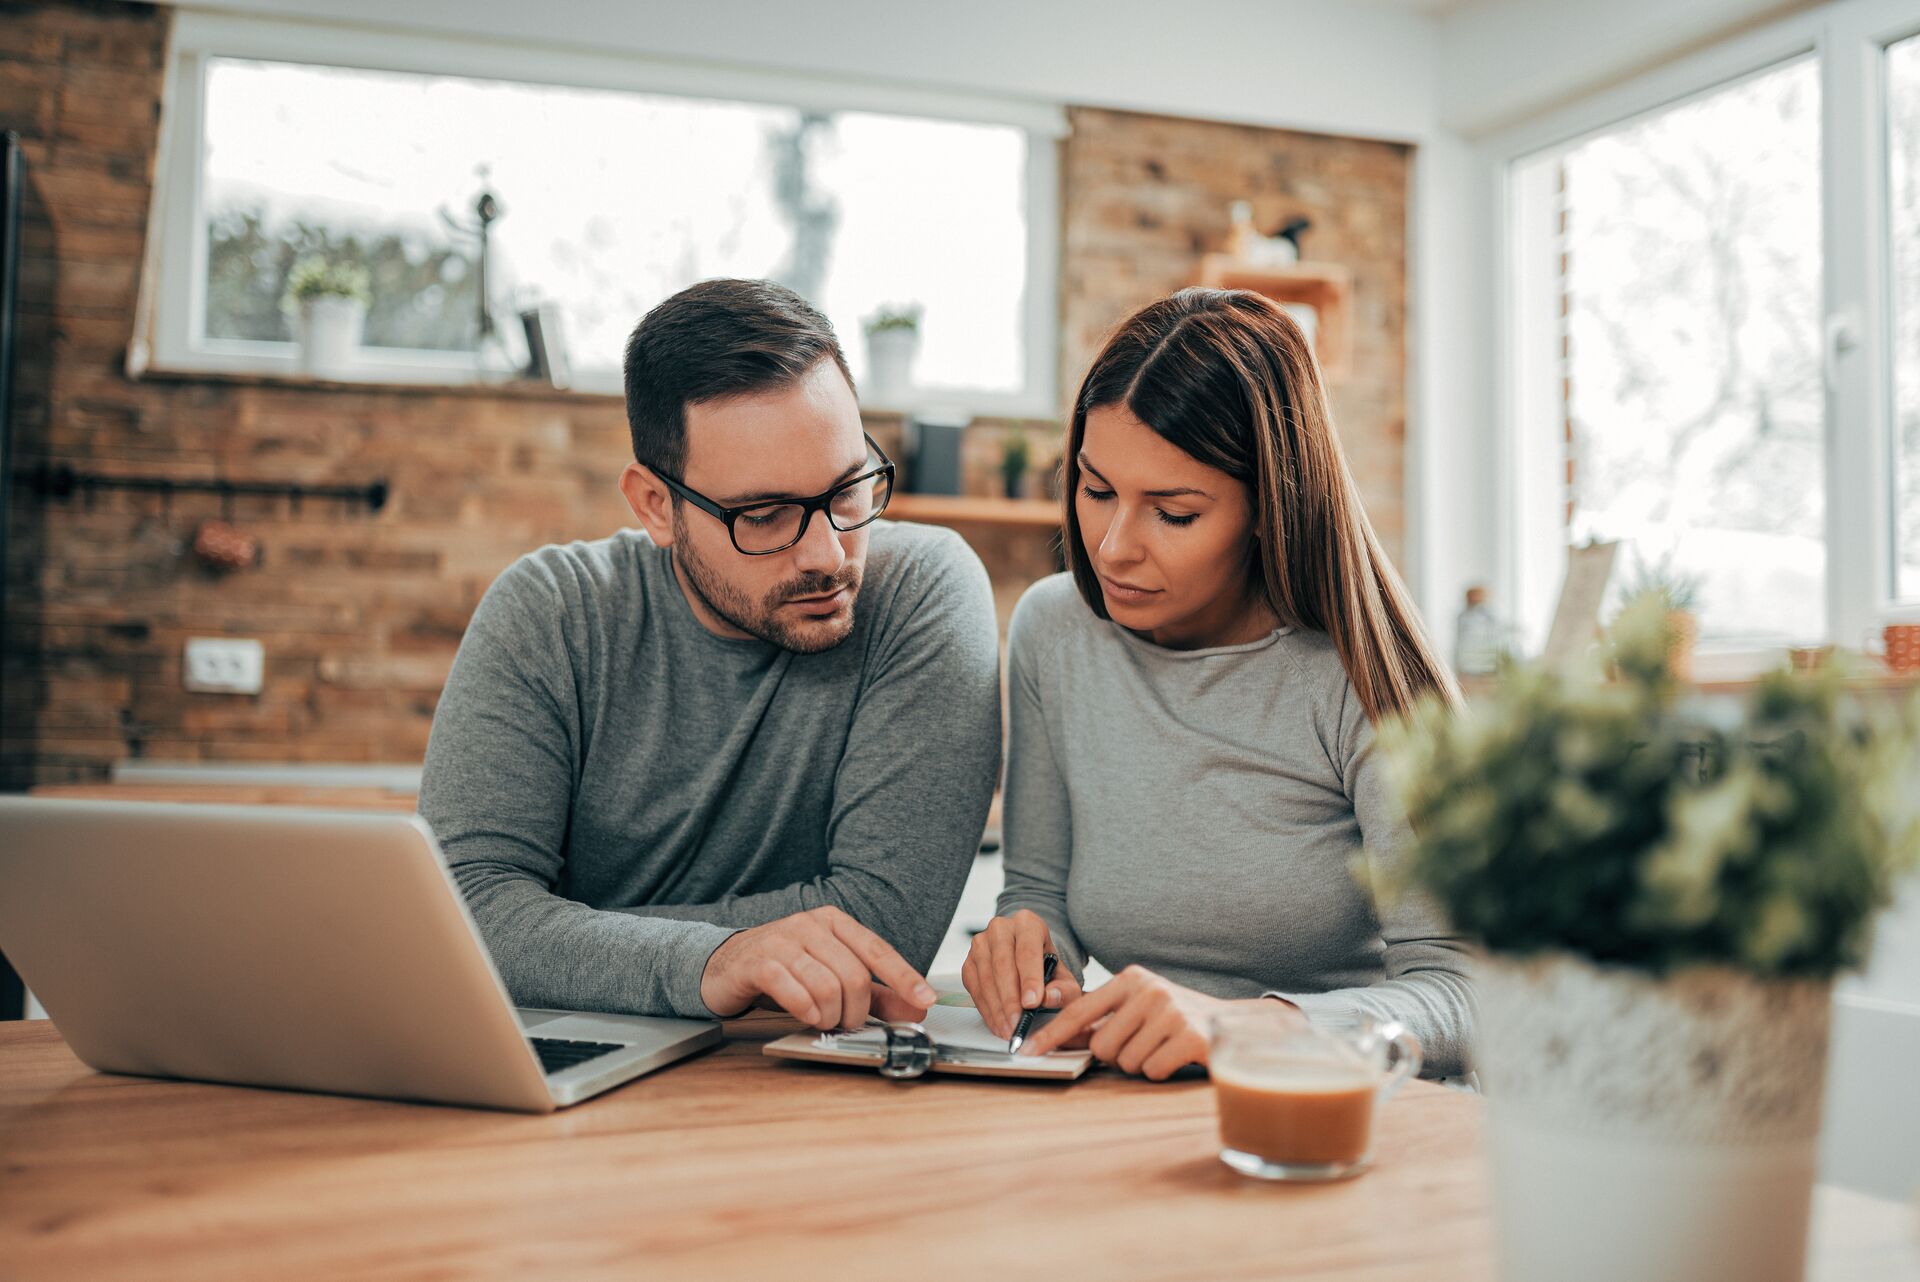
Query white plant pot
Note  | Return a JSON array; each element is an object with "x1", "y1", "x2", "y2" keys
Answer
[
  {"x1": 295, "y1": 296, "x2": 366, "y2": 378},
  {"x1": 864, "y1": 328, "x2": 918, "y2": 404},
  {"x1": 1477, "y1": 953, "x2": 1833, "y2": 1282}
]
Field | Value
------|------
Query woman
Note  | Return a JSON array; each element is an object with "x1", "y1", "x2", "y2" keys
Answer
[{"x1": 962, "y1": 288, "x2": 1471, "y2": 1080}]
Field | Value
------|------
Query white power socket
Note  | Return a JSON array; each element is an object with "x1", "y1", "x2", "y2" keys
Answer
[{"x1": 183, "y1": 638, "x2": 265, "y2": 695}]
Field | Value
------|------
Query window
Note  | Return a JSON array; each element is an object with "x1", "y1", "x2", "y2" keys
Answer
[
  {"x1": 140, "y1": 14, "x2": 1063, "y2": 414},
  {"x1": 1890, "y1": 32, "x2": 1920, "y2": 602},
  {"x1": 1512, "y1": 60, "x2": 1824, "y2": 651},
  {"x1": 1504, "y1": 2, "x2": 1920, "y2": 657}
]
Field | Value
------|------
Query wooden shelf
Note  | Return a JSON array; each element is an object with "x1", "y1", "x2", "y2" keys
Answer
[
  {"x1": 888, "y1": 493, "x2": 1061, "y2": 531},
  {"x1": 1459, "y1": 667, "x2": 1920, "y2": 701},
  {"x1": 1196, "y1": 254, "x2": 1354, "y2": 379},
  {"x1": 1689, "y1": 670, "x2": 1920, "y2": 697}
]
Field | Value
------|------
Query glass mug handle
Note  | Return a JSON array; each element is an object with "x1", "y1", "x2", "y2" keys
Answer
[{"x1": 1374, "y1": 1021, "x2": 1423, "y2": 1098}]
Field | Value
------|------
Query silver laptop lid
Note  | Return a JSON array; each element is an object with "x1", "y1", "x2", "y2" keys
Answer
[{"x1": 0, "y1": 798, "x2": 555, "y2": 1112}]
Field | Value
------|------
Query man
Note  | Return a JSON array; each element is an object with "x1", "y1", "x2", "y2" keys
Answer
[{"x1": 420, "y1": 279, "x2": 1001, "y2": 1030}]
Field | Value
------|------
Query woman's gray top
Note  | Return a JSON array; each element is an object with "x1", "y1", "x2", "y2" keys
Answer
[{"x1": 996, "y1": 574, "x2": 1474, "y2": 1076}]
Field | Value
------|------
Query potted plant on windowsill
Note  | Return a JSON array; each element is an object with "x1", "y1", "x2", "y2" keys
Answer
[
  {"x1": 862, "y1": 303, "x2": 921, "y2": 405},
  {"x1": 1618, "y1": 550, "x2": 1703, "y2": 680},
  {"x1": 284, "y1": 257, "x2": 371, "y2": 379},
  {"x1": 1384, "y1": 596, "x2": 1920, "y2": 1282}
]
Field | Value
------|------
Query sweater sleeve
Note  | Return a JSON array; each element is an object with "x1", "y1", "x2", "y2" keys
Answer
[
  {"x1": 993, "y1": 589, "x2": 1091, "y2": 982},
  {"x1": 1268, "y1": 689, "x2": 1478, "y2": 1078},
  {"x1": 420, "y1": 557, "x2": 734, "y2": 1020}
]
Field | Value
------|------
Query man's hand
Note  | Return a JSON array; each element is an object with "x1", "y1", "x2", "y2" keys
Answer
[{"x1": 699, "y1": 905, "x2": 937, "y2": 1030}]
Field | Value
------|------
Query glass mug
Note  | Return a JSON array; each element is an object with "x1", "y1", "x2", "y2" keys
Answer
[{"x1": 1209, "y1": 1005, "x2": 1421, "y2": 1181}]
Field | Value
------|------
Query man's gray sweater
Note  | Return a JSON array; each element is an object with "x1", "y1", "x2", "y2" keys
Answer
[{"x1": 420, "y1": 522, "x2": 1001, "y2": 1019}]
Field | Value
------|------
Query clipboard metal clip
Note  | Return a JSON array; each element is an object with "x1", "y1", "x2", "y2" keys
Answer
[{"x1": 875, "y1": 1021, "x2": 938, "y2": 1079}]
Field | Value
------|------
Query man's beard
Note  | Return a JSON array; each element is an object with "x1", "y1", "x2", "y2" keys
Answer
[{"x1": 672, "y1": 513, "x2": 861, "y2": 654}]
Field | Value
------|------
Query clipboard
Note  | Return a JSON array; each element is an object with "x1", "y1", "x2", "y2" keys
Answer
[{"x1": 763, "y1": 1001, "x2": 1092, "y2": 1081}]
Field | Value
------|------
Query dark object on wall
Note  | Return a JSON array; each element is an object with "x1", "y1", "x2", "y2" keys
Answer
[
  {"x1": 904, "y1": 412, "x2": 969, "y2": 495},
  {"x1": 24, "y1": 462, "x2": 389, "y2": 516},
  {"x1": 0, "y1": 132, "x2": 22, "y2": 1016},
  {"x1": 519, "y1": 306, "x2": 570, "y2": 389}
]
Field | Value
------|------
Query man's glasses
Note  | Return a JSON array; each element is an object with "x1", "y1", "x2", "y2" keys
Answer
[{"x1": 655, "y1": 434, "x2": 896, "y2": 556}]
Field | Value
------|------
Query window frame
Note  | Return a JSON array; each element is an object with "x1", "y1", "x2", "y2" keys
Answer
[
  {"x1": 1489, "y1": 0, "x2": 1920, "y2": 658},
  {"x1": 132, "y1": 11, "x2": 1067, "y2": 417}
]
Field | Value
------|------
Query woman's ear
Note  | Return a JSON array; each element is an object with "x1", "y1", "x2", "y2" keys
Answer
[{"x1": 619, "y1": 463, "x2": 677, "y2": 548}]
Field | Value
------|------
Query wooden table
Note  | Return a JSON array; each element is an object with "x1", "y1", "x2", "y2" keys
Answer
[{"x1": 1, "y1": 1018, "x2": 1913, "y2": 1282}]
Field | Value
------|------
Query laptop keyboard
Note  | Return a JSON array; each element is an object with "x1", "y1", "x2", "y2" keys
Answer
[{"x1": 531, "y1": 1037, "x2": 626, "y2": 1075}]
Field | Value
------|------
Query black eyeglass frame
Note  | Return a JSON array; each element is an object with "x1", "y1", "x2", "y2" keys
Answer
[{"x1": 653, "y1": 433, "x2": 896, "y2": 556}]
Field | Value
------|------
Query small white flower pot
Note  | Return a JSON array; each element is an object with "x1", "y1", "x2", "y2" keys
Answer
[
  {"x1": 1477, "y1": 953, "x2": 1832, "y2": 1282},
  {"x1": 864, "y1": 328, "x2": 918, "y2": 404},
  {"x1": 295, "y1": 296, "x2": 366, "y2": 379}
]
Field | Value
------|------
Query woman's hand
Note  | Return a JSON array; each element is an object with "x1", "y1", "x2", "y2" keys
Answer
[
  {"x1": 960, "y1": 909, "x2": 1086, "y2": 1039},
  {"x1": 1020, "y1": 965, "x2": 1227, "y2": 1080}
]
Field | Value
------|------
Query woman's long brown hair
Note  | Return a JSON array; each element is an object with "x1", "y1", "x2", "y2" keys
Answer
[{"x1": 1062, "y1": 288, "x2": 1459, "y2": 723}]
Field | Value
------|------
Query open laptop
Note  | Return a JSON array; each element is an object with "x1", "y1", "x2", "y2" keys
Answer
[{"x1": 0, "y1": 797, "x2": 722, "y2": 1112}]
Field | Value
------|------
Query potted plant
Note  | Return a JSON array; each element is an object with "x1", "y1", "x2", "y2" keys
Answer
[
  {"x1": 1384, "y1": 596, "x2": 1920, "y2": 1282},
  {"x1": 863, "y1": 303, "x2": 921, "y2": 404},
  {"x1": 1617, "y1": 550, "x2": 1703, "y2": 679},
  {"x1": 1000, "y1": 428, "x2": 1031, "y2": 500},
  {"x1": 284, "y1": 257, "x2": 371, "y2": 378}
]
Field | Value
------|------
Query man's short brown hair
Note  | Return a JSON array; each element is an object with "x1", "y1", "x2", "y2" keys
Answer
[{"x1": 622, "y1": 278, "x2": 854, "y2": 479}]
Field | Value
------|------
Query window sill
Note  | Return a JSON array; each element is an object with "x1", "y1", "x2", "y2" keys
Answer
[
  {"x1": 134, "y1": 365, "x2": 624, "y2": 404},
  {"x1": 130, "y1": 367, "x2": 1062, "y2": 426},
  {"x1": 1460, "y1": 662, "x2": 1919, "y2": 700}
]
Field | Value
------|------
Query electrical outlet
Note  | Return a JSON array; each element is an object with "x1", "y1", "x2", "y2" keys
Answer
[{"x1": 183, "y1": 638, "x2": 264, "y2": 695}]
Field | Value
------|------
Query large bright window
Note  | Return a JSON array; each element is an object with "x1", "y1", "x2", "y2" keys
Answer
[
  {"x1": 1506, "y1": 4, "x2": 1920, "y2": 657},
  {"x1": 1558, "y1": 60, "x2": 1824, "y2": 647},
  {"x1": 140, "y1": 14, "x2": 1063, "y2": 413}
]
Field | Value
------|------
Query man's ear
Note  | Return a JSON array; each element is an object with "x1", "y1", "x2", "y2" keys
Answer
[{"x1": 620, "y1": 463, "x2": 676, "y2": 548}]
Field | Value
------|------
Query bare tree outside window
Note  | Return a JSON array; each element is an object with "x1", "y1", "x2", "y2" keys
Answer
[
  {"x1": 768, "y1": 113, "x2": 839, "y2": 304},
  {"x1": 1562, "y1": 59, "x2": 1823, "y2": 645},
  {"x1": 197, "y1": 59, "x2": 1031, "y2": 394}
]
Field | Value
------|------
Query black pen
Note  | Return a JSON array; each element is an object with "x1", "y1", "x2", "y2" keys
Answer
[{"x1": 1007, "y1": 953, "x2": 1059, "y2": 1055}]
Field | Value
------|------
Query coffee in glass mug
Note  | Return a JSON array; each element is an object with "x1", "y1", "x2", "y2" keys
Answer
[{"x1": 1209, "y1": 1006, "x2": 1421, "y2": 1181}]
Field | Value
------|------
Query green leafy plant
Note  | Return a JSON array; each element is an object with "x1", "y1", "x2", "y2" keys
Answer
[
  {"x1": 1618, "y1": 549, "x2": 1703, "y2": 614},
  {"x1": 284, "y1": 257, "x2": 371, "y2": 307},
  {"x1": 1000, "y1": 429, "x2": 1031, "y2": 481},
  {"x1": 1382, "y1": 595, "x2": 1920, "y2": 978},
  {"x1": 863, "y1": 303, "x2": 922, "y2": 336}
]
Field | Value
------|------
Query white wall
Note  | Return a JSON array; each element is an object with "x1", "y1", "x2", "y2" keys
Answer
[
  {"x1": 1406, "y1": 133, "x2": 1501, "y2": 624},
  {"x1": 1437, "y1": 0, "x2": 1822, "y2": 135},
  {"x1": 173, "y1": 0, "x2": 1443, "y2": 143}
]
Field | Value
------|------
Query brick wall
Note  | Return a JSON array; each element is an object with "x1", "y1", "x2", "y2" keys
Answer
[
  {"x1": 0, "y1": 4, "x2": 1408, "y2": 785},
  {"x1": 2, "y1": 1, "x2": 657, "y2": 784},
  {"x1": 1061, "y1": 107, "x2": 1410, "y2": 559}
]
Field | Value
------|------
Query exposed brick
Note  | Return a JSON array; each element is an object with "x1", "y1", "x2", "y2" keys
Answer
[
  {"x1": 5, "y1": 8, "x2": 1412, "y2": 786},
  {"x1": 1062, "y1": 107, "x2": 1408, "y2": 570}
]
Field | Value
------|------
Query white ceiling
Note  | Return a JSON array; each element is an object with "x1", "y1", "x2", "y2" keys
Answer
[
  {"x1": 1352, "y1": 0, "x2": 1477, "y2": 13},
  {"x1": 149, "y1": 0, "x2": 1826, "y2": 142}
]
